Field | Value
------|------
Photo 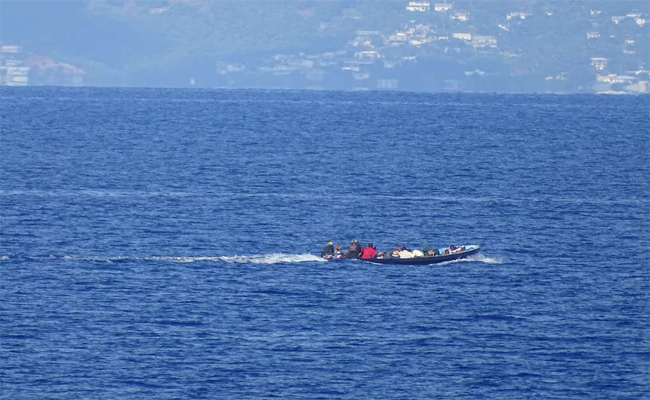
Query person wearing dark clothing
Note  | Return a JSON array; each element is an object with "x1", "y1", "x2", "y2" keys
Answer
[
  {"x1": 345, "y1": 239, "x2": 363, "y2": 259},
  {"x1": 321, "y1": 241, "x2": 335, "y2": 258},
  {"x1": 360, "y1": 243, "x2": 377, "y2": 259}
]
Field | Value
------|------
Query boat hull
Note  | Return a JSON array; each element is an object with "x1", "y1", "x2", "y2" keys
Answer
[{"x1": 362, "y1": 245, "x2": 481, "y2": 265}]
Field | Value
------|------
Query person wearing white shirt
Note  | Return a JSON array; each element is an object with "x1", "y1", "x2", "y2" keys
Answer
[{"x1": 399, "y1": 249, "x2": 414, "y2": 258}]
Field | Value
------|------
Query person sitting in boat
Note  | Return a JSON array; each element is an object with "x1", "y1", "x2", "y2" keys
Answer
[
  {"x1": 389, "y1": 247, "x2": 403, "y2": 258},
  {"x1": 427, "y1": 249, "x2": 440, "y2": 256},
  {"x1": 345, "y1": 239, "x2": 363, "y2": 259},
  {"x1": 398, "y1": 247, "x2": 414, "y2": 258},
  {"x1": 360, "y1": 243, "x2": 377, "y2": 259},
  {"x1": 449, "y1": 245, "x2": 465, "y2": 254},
  {"x1": 335, "y1": 244, "x2": 345, "y2": 259},
  {"x1": 412, "y1": 249, "x2": 424, "y2": 258},
  {"x1": 321, "y1": 241, "x2": 335, "y2": 259},
  {"x1": 451, "y1": 246, "x2": 466, "y2": 254}
]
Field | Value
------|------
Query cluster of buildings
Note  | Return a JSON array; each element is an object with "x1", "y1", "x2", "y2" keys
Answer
[
  {"x1": 0, "y1": 44, "x2": 86, "y2": 87},
  {"x1": 0, "y1": 45, "x2": 30, "y2": 86},
  {"x1": 251, "y1": 2, "x2": 647, "y2": 93},
  {"x1": 1, "y1": 2, "x2": 647, "y2": 94},
  {"x1": 610, "y1": 12, "x2": 646, "y2": 27},
  {"x1": 586, "y1": 9, "x2": 648, "y2": 94},
  {"x1": 383, "y1": 24, "x2": 497, "y2": 50},
  {"x1": 255, "y1": 10, "x2": 505, "y2": 91},
  {"x1": 589, "y1": 57, "x2": 649, "y2": 94},
  {"x1": 405, "y1": 2, "x2": 467, "y2": 20},
  {"x1": 405, "y1": 2, "x2": 535, "y2": 21}
]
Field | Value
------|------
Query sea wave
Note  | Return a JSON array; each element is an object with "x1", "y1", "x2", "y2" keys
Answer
[{"x1": 0, "y1": 189, "x2": 645, "y2": 207}]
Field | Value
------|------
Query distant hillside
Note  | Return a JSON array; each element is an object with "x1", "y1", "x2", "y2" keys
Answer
[{"x1": 1, "y1": 0, "x2": 648, "y2": 93}]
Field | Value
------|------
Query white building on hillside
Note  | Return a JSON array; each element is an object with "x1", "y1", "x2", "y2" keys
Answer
[
  {"x1": 507, "y1": 11, "x2": 531, "y2": 20},
  {"x1": 590, "y1": 57, "x2": 608, "y2": 71},
  {"x1": 406, "y1": 2, "x2": 430, "y2": 12},
  {"x1": 451, "y1": 12, "x2": 469, "y2": 21},
  {"x1": 1, "y1": 45, "x2": 20, "y2": 53},
  {"x1": 452, "y1": 33, "x2": 472, "y2": 41},
  {"x1": 434, "y1": 3, "x2": 452, "y2": 12},
  {"x1": 471, "y1": 35, "x2": 497, "y2": 48}
]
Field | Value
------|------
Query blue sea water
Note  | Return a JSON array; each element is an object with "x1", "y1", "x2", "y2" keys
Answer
[{"x1": 0, "y1": 87, "x2": 649, "y2": 399}]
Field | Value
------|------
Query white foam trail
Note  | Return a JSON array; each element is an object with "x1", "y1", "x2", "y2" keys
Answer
[
  {"x1": 60, "y1": 255, "x2": 130, "y2": 264},
  {"x1": 435, "y1": 253, "x2": 504, "y2": 266},
  {"x1": 58, "y1": 253, "x2": 327, "y2": 265},
  {"x1": 217, "y1": 253, "x2": 326, "y2": 264},
  {"x1": 468, "y1": 253, "x2": 504, "y2": 264},
  {"x1": 148, "y1": 253, "x2": 326, "y2": 264}
]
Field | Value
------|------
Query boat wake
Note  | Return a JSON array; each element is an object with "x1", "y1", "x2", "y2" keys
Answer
[
  {"x1": 432, "y1": 253, "x2": 503, "y2": 266},
  {"x1": 1, "y1": 253, "x2": 501, "y2": 265},
  {"x1": 465, "y1": 254, "x2": 503, "y2": 264},
  {"x1": 0, "y1": 253, "x2": 327, "y2": 265},
  {"x1": 148, "y1": 253, "x2": 327, "y2": 264}
]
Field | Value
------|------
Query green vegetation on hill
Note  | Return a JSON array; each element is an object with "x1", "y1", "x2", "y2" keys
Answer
[{"x1": 1, "y1": 0, "x2": 648, "y2": 93}]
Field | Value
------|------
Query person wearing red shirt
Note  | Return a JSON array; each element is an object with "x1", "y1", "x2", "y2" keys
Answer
[{"x1": 360, "y1": 243, "x2": 378, "y2": 259}]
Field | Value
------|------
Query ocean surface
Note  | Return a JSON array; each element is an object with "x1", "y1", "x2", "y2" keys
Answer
[{"x1": 1, "y1": 87, "x2": 649, "y2": 399}]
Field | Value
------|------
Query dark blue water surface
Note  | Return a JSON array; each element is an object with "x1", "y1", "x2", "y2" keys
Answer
[{"x1": 1, "y1": 87, "x2": 649, "y2": 399}]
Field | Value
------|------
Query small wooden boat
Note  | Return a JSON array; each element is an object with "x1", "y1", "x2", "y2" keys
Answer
[{"x1": 362, "y1": 244, "x2": 481, "y2": 265}]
